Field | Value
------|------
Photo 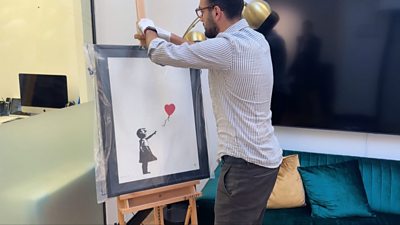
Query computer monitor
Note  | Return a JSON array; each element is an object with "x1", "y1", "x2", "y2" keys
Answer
[{"x1": 18, "y1": 73, "x2": 68, "y2": 114}]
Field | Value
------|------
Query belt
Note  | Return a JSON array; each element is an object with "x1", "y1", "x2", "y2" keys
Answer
[{"x1": 221, "y1": 155, "x2": 250, "y2": 165}]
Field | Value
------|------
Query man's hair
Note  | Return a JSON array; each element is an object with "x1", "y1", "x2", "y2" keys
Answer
[{"x1": 208, "y1": 0, "x2": 244, "y2": 20}]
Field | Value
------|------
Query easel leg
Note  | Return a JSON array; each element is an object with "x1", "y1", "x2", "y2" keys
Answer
[
  {"x1": 184, "y1": 204, "x2": 192, "y2": 225},
  {"x1": 190, "y1": 198, "x2": 198, "y2": 225},
  {"x1": 118, "y1": 213, "x2": 126, "y2": 225},
  {"x1": 117, "y1": 198, "x2": 126, "y2": 225},
  {"x1": 154, "y1": 206, "x2": 165, "y2": 225},
  {"x1": 184, "y1": 198, "x2": 198, "y2": 225}
]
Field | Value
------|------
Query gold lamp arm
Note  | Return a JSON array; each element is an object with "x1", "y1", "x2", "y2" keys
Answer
[
  {"x1": 183, "y1": 17, "x2": 201, "y2": 38},
  {"x1": 182, "y1": 17, "x2": 206, "y2": 42}
]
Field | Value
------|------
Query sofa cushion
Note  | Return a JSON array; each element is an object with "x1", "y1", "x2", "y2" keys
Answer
[
  {"x1": 358, "y1": 158, "x2": 400, "y2": 215},
  {"x1": 267, "y1": 154, "x2": 306, "y2": 209},
  {"x1": 298, "y1": 160, "x2": 374, "y2": 218}
]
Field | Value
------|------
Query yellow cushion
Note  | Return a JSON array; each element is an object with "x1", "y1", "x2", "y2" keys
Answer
[{"x1": 267, "y1": 154, "x2": 306, "y2": 209}]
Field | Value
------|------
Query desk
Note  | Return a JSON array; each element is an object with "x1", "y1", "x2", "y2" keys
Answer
[
  {"x1": 0, "y1": 115, "x2": 29, "y2": 124},
  {"x1": 0, "y1": 102, "x2": 103, "y2": 224}
]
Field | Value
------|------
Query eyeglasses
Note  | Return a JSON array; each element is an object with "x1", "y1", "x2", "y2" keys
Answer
[{"x1": 195, "y1": 5, "x2": 215, "y2": 18}]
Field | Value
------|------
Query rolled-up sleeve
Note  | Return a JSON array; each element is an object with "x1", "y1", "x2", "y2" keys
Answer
[{"x1": 148, "y1": 37, "x2": 232, "y2": 70}]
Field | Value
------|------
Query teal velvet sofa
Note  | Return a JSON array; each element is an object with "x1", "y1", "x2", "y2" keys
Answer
[{"x1": 197, "y1": 150, "x2": 400, "y2": 225}]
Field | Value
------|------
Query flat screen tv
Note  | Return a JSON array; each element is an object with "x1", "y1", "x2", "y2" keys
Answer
[
  {"x1": 18, "y1": 73, "x2": 68, "y2": 114},
  {"x1": 266, "y1": 0, "x2": 400, "y2": 135}
]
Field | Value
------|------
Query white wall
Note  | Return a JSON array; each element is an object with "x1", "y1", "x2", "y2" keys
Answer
[
  {"x1": 275, "y1": 127, "x2": 400, "y2": 160},
  {"x1": 94, "y1": 0, "x2": 203, "y2": 45},
  {"x1": 93, "y1": 0, "x2": 400, "y2": 223},
  {"x1": 0, "y1": 0, "x2": 92, "y2": 102}
]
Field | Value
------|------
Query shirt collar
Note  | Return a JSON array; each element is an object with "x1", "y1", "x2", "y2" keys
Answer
[{"x1": 222, "y1": 19, "x2": 249, "y2": 34}]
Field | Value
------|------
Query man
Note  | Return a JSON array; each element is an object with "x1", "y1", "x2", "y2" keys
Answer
[{"x1": 137, "y1": 0, "x2": 282, "y2": 224}]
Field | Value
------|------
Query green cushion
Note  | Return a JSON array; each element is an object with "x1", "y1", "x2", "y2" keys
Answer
[{"x1": 298, "y1": 160, "x2": 374, "y2": 218}]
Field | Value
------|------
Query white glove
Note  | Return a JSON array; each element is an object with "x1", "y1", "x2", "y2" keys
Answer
[
  {"x1": 155, "y1": 26, "x2": 171, "y2": 42},
  {"x1": 137, "y1": 18, "x2": 155, "y2": 34},
  {"x1": 138, "y1": 18, "x2": 171, "y2": 42}
]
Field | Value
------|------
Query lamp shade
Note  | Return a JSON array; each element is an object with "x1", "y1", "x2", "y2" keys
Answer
[
  {"x1": 184, "y1": 31, "x2": 206, "y2": 42},
  {"x1": 242, "y1": 0, "x2": 279, "y2": 34},
  {"x1": 242, "y1": 0, "x2": 272, "y2": 29}
]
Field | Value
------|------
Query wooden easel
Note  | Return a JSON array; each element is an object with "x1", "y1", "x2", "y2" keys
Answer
[
  {"x1": 117, "y1": 180, "x2": 201, "y2": 225},
  {"x1": 136, "y1": 0, "x2": 146, "y2": 47}
]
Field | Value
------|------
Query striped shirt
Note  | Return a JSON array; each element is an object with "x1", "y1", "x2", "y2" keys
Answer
[{"x1": 148, "y1": 19, "x2": 282, "y2": 168}]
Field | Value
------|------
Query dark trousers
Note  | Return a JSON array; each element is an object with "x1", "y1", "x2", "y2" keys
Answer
[{"x1": 215, "y1": 156, "x2": 279, "y2": 225}]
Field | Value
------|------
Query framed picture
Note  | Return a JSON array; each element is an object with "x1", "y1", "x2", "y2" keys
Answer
[{"x1": 94, "y1": 45, "x2": 209, "y2": 197}]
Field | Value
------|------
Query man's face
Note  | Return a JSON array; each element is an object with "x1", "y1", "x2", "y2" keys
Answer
[
  {"x1": 204, "y1": 12, "x2": 219, "y2": 38},
  {"x1": 199, "y1": 0, "x2": 219, "y2": 38}
]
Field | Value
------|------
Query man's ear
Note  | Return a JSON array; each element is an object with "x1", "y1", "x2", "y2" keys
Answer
[{"x1": 213, "y1": 5, "x2": 223, "y2": 20}]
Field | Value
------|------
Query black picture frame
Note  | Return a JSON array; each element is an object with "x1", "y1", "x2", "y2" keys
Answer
[{"x1": 94, "y1": 45, "x2": 209, "y2": 197}]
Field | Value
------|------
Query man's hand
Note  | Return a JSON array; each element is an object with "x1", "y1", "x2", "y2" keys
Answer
[{"x1": 134, "y1": 33, "x2": 145, "y2": 41}]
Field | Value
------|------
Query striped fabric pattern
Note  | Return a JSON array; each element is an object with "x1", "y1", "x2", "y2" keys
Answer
[{"x1": 148, "y1": 19, "x2": 282, "y2": 168}]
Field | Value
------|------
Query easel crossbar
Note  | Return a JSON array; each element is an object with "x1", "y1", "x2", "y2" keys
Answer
[
  {"x1": 119, "y1": 180, "x2": 199, "y2": 200},
  {"x1": 120, "y1": 192, "x2": 200, "y2": 213},
  {"x1": 117, "y1": 180, "x2": 201, "y2": 223}
]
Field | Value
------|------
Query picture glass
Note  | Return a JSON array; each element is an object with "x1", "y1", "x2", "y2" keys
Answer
[
  {"x1": 108, "y1": 58, "x2": 199, "y2": 182},
  {"x1": 94, "y1": 45, "x2": 209, "y2": 197}
]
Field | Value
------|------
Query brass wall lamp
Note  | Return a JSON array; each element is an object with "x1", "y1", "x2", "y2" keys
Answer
[{"x1": 183, "y1": 0, "x2": 279, "y2": 42}]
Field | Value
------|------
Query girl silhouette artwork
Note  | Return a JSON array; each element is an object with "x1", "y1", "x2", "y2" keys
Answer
[{"x1": 136, "y1": 128, "x2": 157, "y2": 174}]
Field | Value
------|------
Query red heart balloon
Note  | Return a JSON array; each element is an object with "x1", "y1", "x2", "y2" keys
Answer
[{"x1": 164, "y1": 104, "x2": 175, "y2": 116}]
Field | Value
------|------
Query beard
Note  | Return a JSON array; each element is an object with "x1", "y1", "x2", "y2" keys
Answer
[{"x1": 204, "y1": 15, "x2": 219, "y2": 38}]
